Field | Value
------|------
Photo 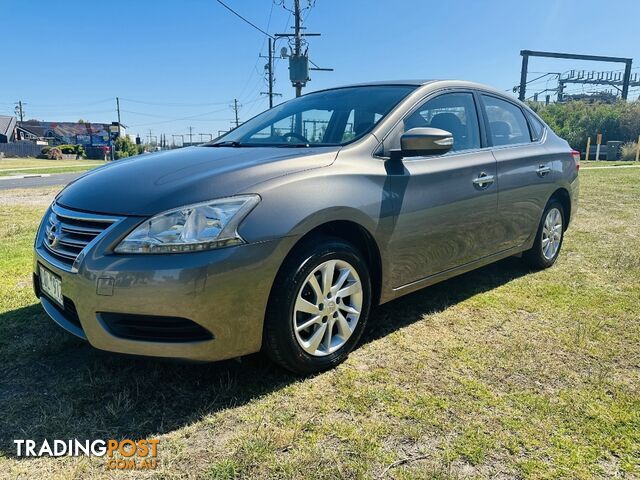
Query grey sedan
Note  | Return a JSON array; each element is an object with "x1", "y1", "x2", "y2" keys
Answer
[{"x1": 34, "y1": 80, "x2": 579, "y2": 373}]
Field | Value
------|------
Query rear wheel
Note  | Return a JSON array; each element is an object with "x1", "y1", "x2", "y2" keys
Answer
[
  {"x1": 263, "y1": 237, "x2": 371, "y2": 374},
  {"x1": 523, "y1": 199, "x2": 565, "y2": 269}
]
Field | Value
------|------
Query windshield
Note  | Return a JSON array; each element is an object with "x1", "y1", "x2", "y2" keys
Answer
[{"x1": 208, "y1": 85, "x2": 416, "y2": 147}]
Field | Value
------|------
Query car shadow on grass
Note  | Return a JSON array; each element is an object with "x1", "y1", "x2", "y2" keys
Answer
[{"x1": 0, "y1": 257, "x2": 530, "y2": 457}]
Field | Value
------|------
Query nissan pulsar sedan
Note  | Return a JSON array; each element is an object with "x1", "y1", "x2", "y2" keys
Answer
[{"x1": 34, "y1": 80, "x2": 579, "y2": 374}]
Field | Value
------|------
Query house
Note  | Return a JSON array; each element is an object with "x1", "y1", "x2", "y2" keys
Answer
[
  {"x1": 0, "y1": 115, "x2": 17, "y2": 143},
  {"x1": 15, "y1": 123, "x2": 48, "y2": 144}
]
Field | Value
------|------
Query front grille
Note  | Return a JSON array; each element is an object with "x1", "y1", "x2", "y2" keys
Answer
[
  {"x1": 100, "y1": 313, "x2": 214, "y2": 343},
  {"x1": 42, "y1": 204, "x2": 119, "y2": 271}
]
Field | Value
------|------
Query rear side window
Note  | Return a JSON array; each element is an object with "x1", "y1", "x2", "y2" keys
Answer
[
  {"x1": 526, "y1": 111, "x2": 545, "y2": 141},
  {"x1": 403, "y1": 92, "x2": 481, "y2": 152},
  {"x1": 482, "y1": 95, "x2": 531, "y2": 146}
]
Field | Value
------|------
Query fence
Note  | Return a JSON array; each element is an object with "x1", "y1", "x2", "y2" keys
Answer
[{"x1": 0, "y1": 142, "x2": 44, "y2": 158}]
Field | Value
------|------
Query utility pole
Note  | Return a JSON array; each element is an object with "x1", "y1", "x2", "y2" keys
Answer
[
  {"x1": 188, "y1": 126, "x2": 194, "y2": 145},
  {"x1": 268, "y1": 38, "x2": 274, "y2": 107},
  {"x1": 557, "y1": 78, "x2": 565, "y2": 103},
  {"x1": 148, "y1": 129, "x2": 153, "y2": 145},
  {"x1": 14, "y1": 101, "x2": 25, "y2": 122},
  {"x1": 231, "y1": 99, "x2": 241, "y2": 128},
  {"x1": 293, "y1": 0, "x2": 302, "y2": 97},
  {"x1": 116, "y1": 97, "x2": 121, "y2": 135},
  {"x1": 274, "y1": 1, "x2": 332, "y2": 99},
  {"x1": 260, "y1": 38, "x2": 283, "y2": 108}
]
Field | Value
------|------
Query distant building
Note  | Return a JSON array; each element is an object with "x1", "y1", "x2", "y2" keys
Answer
[
  {"x1": 15, "y1": 120, "x2": 126, "y2": 146},
  {"x1": 0, "y1": 115, "x2": 17, "y2": 143}
]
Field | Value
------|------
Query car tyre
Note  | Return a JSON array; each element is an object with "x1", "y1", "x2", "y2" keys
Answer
[
  {"x1": 523, "y1": 199, "x2": 565, "y2": 269},
  {"x1": 263, "y1": 236, "x2": 372, "y2": 374}
]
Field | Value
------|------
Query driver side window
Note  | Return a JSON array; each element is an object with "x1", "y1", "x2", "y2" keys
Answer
[{"x1": 403, "y1": 92, "x2": 481, "y2": 152}]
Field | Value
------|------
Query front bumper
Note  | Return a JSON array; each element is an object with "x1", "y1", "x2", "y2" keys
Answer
[{"x1": 33, "y1": 207, "x2": 292, "y2": 361}]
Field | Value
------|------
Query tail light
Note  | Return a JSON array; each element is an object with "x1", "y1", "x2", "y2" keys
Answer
[{"x1": 571, "y1": 150, "x2": 580, "y2": 171}]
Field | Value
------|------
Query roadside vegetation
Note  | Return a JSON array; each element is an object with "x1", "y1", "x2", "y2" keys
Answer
[
  {"x1": 0, "y1": 167, "x2": 638, "y2": 478},
  {"x1": 621, "y1": 141, "x2": 639, "y2": 161},
  {"x1": 530, "y1": 100, "x2": 640, "y2": 151}
]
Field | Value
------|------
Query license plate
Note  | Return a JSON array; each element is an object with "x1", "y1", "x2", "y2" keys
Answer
[{"x1": 39, "y1": 265, "x2": 63, "y2": 307}]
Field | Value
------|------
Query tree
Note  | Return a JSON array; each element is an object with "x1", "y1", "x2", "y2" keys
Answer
[
  {"x1": 529, "y1": 100, "x2": 640, "y2": 150},
  {"x1": 114, "y1": 135, "x2": 139, "y2": 159}
]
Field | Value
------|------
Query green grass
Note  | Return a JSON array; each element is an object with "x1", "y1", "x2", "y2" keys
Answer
[
  {"x1": 0, "y1": 158, "x2": 106, "y2": 176},
  {"x1": 0, "y1": 167, "x2": 639, "y2": 478},
  {"x1": 581, "y1": 160, "x2": 638, "y2": 168}
]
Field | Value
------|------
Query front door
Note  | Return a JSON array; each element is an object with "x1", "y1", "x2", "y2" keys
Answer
[{"x1": 386, "y1": 91, "x2": 499, "y2": 288}]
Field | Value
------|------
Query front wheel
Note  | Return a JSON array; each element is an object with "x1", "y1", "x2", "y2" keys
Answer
[
  {"x1": 523, "y1": 200, "x2": 565, "y2": 269},
  {"x1": 263, "y1": 237, "x2": 372, "y2": 374}
]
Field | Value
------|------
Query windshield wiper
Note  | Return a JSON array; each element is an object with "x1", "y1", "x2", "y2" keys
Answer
[
  {"x1": 276, "y1": 143, "x2": 311, "y2": 148},
  {"x1": 207, "y1": 140, "x2": 243, "y2": 147}
]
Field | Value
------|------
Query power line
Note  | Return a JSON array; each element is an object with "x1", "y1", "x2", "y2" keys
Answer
[
  {"x1": 121, "y1": 106, "x2": 229, "y2": 119},
  {"x1": 236, "y1": 0, "x2": 277, "y2": 103},
  {"x1": 215, "y1": 0, "x2": 274, "y2": 38},
  {"x1": 12, "y1": 98, "x2": 114, "y2": 109},
  {"x1": 124, "y1": 97, "x2": 263, "y2": 128},
  {"x1": 119, "y1": 98, "x2": 232, "y2": 107}
]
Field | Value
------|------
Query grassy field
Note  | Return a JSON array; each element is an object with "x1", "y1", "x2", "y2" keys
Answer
[
  {"x1": 581, "y1": 160, "x2": 638, "y2": 168},
  {"x1": 0, "y1": 167, "x2": 638, "y2": 479},
  {"x1": 0, "y1": 158, "x2": 106, "y2": 177}
]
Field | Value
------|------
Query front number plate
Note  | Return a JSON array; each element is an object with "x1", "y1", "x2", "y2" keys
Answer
[{"x1": 39, "y1": 265, "x2": 63, "y2": 307}]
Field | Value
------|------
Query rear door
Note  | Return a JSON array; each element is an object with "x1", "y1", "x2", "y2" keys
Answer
[
  {"x1": 479, "y1": 94, "x2": 556, "y2": 249},
  {"x1": 387, "y1": 91, "x2": 499, "y2": 287}
]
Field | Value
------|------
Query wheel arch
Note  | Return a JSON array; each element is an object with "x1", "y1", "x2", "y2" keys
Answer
[
  {"x1": 549, "y1": 187, "x2": 571, "y2": 229},
  {"x1": 275, "y1": 219, "x2": 383, "y2": 307}
]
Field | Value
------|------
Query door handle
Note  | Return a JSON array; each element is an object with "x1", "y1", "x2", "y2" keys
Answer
[
  {"x1": 472, "y1": 172, "x2": 495, "y2": 189},
  {"x1": 536, "y1": 164, "x2": 551, "y2": 177}
]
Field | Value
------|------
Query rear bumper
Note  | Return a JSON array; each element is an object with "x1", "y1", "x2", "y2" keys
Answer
[
  {"x1": 567, "y1": 173, "x2": 579, "y2": 228},
  {"x1": 34, "y1": 218, "x2": 293, "y2": 361}
]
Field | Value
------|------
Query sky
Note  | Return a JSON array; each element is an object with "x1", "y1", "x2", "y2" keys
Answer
[{"x1": 2, "y1": 0, "x2": 639, "y2": 142}]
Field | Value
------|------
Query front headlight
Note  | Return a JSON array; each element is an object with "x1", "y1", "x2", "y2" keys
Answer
[{"x1": 114, "y1": 195, "x2": 260, "y2": 254}]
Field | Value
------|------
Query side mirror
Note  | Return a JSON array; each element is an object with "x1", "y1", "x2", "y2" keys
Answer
[{"x1": 396, "y1": 127, "x2": 454, "y2": 158}]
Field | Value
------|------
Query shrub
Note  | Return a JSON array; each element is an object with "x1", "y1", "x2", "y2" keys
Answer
[
  {"x1": 57, "y1": 144, "x2": 75, "y2": 154},
  {"x1": 52, "y1": 144, "x2": 86, "y2": 157},
  {"x1": 46, "y1": 147, "x2": 63, "y2": 160},
  {"x1": 114, "y1": 136, "x2": 139, "y2": 159},
  {"x1": 75, "y1": 145, "x2": 86, "y2": 157},
  {"x1": 621, "y1": 141, "x2": 639, "y2": 161},
  {"x1": 40, "y1": 146, "x2": 53, "y2": 155}
]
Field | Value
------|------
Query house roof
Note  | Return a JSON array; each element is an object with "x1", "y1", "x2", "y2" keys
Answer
[
  {"x1": 16, "y1": 124, "x2": 47, "y2": 137},
  {"x1": 0, "y1": 115, "x2": 16, "y2": 137}
]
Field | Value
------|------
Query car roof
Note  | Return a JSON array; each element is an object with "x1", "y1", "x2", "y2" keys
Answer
[
  {"x1": 339, "y1": 80, "x2": 437, "y2": 87},
  {"x1": 314, "y1": 80, "x2": 514, "y2": 99}
]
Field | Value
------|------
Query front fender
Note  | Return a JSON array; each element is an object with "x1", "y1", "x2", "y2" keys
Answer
[{"x1": 236, "y1": 159, "x2": 396, "y2": 300}]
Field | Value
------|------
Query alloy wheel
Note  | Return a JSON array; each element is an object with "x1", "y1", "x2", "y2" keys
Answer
[
  {"x1": 292, "y1": 259, "x2": 363, "y2": 357},
  {"x1": 542, "y1": 207, "x2": 563, "y2": 260}
]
